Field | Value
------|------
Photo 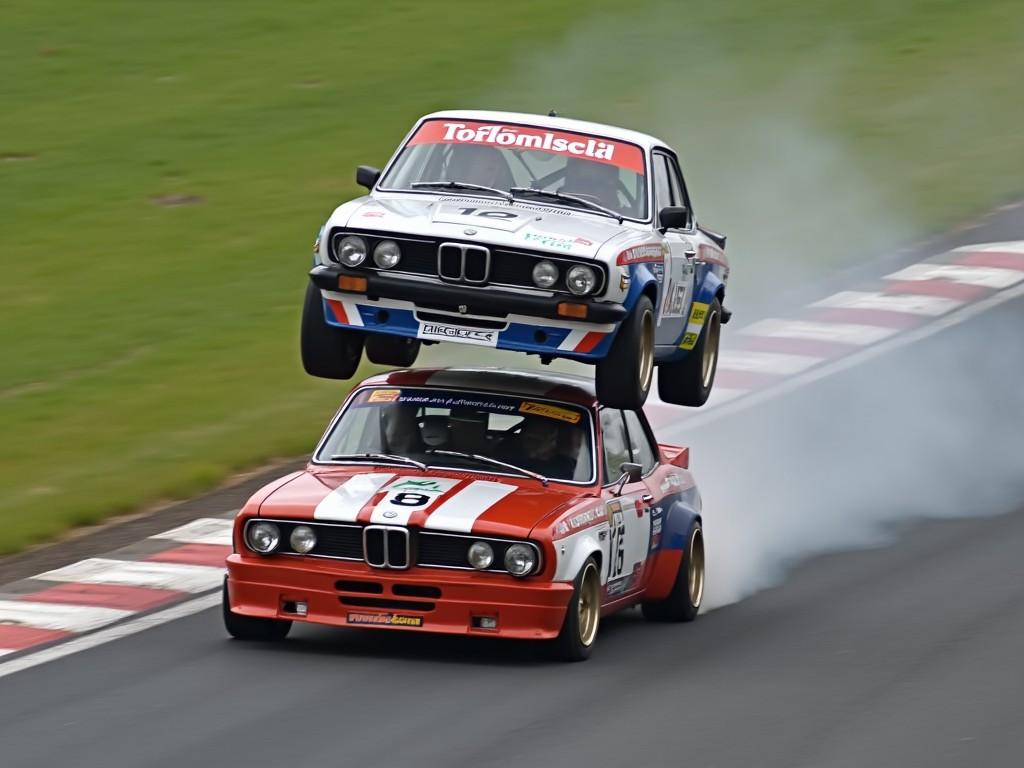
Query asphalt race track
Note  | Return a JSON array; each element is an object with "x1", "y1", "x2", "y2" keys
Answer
[{"x1": 1, "y1": 274, "x2": 1022, "y2": 767}]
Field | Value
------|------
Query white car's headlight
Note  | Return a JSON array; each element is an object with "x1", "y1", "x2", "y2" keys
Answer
[
  {"x1": 246, "y1": 522, "x2": 281, "y2": 554},
  {"x1": 566, "y1": 265, "x2": 598, "y2": 296},
  {"x1": 373, "y1": 240, "x2": 402, "y2": 269},
  {"x1": 467, "y1": 541, "x2": 494, "y2": 570},
  {"x1": 504, "y1": 543, "x2": 538, "y2": 577},
  {"x1": 335, "y1": 235, "x2": 367, "y2": 267},
  {"x1": 532, "y1": 260, "x2": 559, "y2": 289},
  {"x1": 289, "y1": 525, "x2": 317, "y2": 554}
]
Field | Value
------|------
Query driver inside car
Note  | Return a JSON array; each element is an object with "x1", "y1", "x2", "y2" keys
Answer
[
  {"x1": 560, "y1": 157, "x2": 621, "y2": 211},
  {"x1": 444, "y1": 144, "x2": 514, "y2": 190},
  {"x1": 507, "y1": 416, "x2": 577, "y2": 478},
  {"x1": 381, "y1": 404, "x2": 422, "y2": 454}
]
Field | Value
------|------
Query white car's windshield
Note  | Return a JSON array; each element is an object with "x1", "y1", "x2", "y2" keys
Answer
[
  {"x1": 315, "y1": 386, "x2": 595, "y2": 483},
  {"x1": 380, "y1": 119, "x2": 648, "y2": 220}
]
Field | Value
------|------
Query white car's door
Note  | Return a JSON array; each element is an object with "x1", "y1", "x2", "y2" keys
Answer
[{"x1": 651, "y1": 151, "x2": 696, "y2": 346}]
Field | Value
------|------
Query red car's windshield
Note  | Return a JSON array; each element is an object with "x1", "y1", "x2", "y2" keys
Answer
[{"x1": 315, "y1": 387, "x2": 595, "y2": 483}]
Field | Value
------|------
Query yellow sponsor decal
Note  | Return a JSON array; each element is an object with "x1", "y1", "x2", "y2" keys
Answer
[
  {"x1": 368, "y1": 388, "x2": 401, "y2": 403},
  {"x1": 678, "y1": 301, "x2": 710, "y2": 350},
  {"x1": 689, "y1": 303, "x2": 709, "y2": 324},
  {"x1": 518, "y1": 401, "x2": 582, "y2": 424},
  {"x1": 347, "y1": 612, "x2": 424, "y2": 627}
]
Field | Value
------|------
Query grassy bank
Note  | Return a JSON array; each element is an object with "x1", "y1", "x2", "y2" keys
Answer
[{"x1": 2, "y1": 0, "x2": 1022, "y2": 552}]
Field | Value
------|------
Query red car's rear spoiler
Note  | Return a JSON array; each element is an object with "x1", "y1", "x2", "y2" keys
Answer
[{"x1": 658, "y1": 444, "x2": 689, "y2": 469}]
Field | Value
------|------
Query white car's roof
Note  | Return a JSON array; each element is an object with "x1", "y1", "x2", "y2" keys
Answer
[{"x1": 419, "y1": 110, "x2": 672, "y2": 154}]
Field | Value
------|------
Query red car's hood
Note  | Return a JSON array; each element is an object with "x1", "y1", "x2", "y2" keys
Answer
[{"x1": 259, "y1": 468, "x2": 593, "y2": 539}]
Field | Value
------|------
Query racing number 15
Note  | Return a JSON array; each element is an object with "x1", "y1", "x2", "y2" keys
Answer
[{"x1": 607, "y1": 512, "x2": 626, "y2": 579}]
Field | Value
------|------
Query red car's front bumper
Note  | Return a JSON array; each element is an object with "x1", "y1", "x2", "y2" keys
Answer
[{"x1": 226, "y1": 554, "x2": 574, "y2": 640}]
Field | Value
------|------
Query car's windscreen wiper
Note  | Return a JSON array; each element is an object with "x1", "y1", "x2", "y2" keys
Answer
[
  {"x1": 328, "y1": 453, "x2": 427, "y2": 470},
  {"x1": 411, "y1": 180, "x2": 512, "y2": 202},
  {"x1": 509, "y1": 187, "x2": 622, "y2": 223},
  {"x1": 427, "y1": 449, "x2": 548, "y2": 486}
]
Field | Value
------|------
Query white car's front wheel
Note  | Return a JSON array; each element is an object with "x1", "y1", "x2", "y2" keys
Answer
[
  {"x1": 595, "y1": 295, "x2": 655, "y2": 409},
  {"x1": 300, "y1": 283, "x2": 365, "y2": 380}
]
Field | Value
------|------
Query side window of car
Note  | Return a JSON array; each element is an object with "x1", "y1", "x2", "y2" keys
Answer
[
  {"x1": 622, "y1": 410, "x2": 657, "y2": 475},
  {"x1": 600, "y1": 409, "x2": 632, "y2": 483},
  {"x1": 652, "y1": 154, "x2": 672, "y2": 216},
  {"x1": 665, "y1": 154, "x2": 693, "y2": 229}
]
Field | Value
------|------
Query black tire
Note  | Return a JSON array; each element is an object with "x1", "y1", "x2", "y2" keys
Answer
[
  {"x1": 364, "y1": 334, "x2": 421, "y2": 367},
  {"x1": 641, "y1": 520, "x2": 704, "y2": 622},
  {"x1": 552, "y1": 557, "x2": 601, "y2": 662},
  {"x1": 657, "y1": 297, "x2": 721, "y2": 407},
  {"x1": 300, "y1": 282, "x2": 364, "y2": 379},
  {"x1": 596, "y1": 294, "x2": 655, "y2": 409},
  {"x1": 222, "y1": 580, "x2": 292, "y2": 641}
]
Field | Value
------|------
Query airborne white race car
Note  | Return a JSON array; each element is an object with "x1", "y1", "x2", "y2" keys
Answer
[{"x1": 303, "y1": 110, "x2": 731, "y2": 409}]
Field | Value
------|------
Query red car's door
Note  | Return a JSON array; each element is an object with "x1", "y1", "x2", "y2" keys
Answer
[{"x1": 598, "y1": 408, "x2": 656, "y2": 599}]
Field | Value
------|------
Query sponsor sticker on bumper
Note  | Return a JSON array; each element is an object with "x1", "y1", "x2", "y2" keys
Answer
[
  {"x1": 347, "y1": 612, "x2": 424, "y2": 628},
  {"x1": 417, "y1": 321, "x2": 498, "y2": 347}
]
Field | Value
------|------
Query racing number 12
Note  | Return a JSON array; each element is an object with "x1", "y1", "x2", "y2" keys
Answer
[{"x1": 457, "y1": 208, "x2": 518, "y2": 220}]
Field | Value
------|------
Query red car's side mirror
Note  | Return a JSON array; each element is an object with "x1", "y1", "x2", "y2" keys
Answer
[{"x1": 658, "y1": 444, "x2": 689, "y2": 469}]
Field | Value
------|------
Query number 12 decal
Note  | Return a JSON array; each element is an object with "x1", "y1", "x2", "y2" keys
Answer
[{"x1": 457, "y1": 208, "x2": 519, "y2": 220}]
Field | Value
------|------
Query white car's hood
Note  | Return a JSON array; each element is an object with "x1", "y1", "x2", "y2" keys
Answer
[{"x1": 338, "y1": 193, "x2": 642, "y2": 259}]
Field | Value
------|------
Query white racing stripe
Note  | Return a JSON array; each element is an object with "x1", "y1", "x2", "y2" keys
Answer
[
  {"x1": 423, "y1": 480, "x2": 518, "y2": 533},
  {"x1": 314, "y1": 473, "x2": 394, "y2": 522},
  {"x1": 558, "y1": 329, "x2": 588, "y2": 351},
  {"x1": 368, "y1": 477, "x2": 461, "y2": 525},
  {"x1": 812, "y1": 290, "x2": 962, "y2": 317},
  {"x1": 717, "y1": 350, "x2": 822, "y2": 376},
  {"x1": 0, "y1": 600, "x2": 132, "y2": 633},
  {"x1": 885, "y1": 263, "x2": 1024, "y2": 289},
  {"x1": 36, "y1": 558, "x2": 224, "y2": 594},
  {"x1": 742, "y1": 318, "x2": 897, "y2": 346},
  {"x1": 150, "y1": 517, "x2": 234, "y2": 546}
]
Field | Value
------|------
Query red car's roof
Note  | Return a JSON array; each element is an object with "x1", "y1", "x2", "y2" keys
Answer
[{"x1": 359, "y1": 367, "x2": 598, "y2": 407}]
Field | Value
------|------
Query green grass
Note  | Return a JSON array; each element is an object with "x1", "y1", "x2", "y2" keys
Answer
[{"x1": 2, "y1": 0, "x2": 1023, "y2": 553}]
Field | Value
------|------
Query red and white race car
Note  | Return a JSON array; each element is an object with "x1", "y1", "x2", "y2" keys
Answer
[{"x1": 224, "y1": 367, "x2": 705, "y2": 660}]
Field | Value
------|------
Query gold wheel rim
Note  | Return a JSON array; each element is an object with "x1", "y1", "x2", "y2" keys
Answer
[
  {"x1": 577, "y1": 562, "x2": 600, "y2": 647},
  {"x1": 701, "y1": 309, "x2": 721, "y2": 389},
  {"x1": 687, "y1": 527, "x2": 705, "y2": 608},
  {"x1": 639, "y1": 309, "x2": 655, "y2": 393}
]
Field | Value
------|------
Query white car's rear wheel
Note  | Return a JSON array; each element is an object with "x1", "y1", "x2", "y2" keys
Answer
[
  {"x1": 364, "y1": 334, "x2": 421, "y2": 367},
  {"x1": 657, "y1": 297, "x2": 721, "y2": 407}
]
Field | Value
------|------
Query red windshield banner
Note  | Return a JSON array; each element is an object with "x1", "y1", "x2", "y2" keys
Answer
[{"x1": 408, "y1": 120, "x2": 646, "y2": 175}]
